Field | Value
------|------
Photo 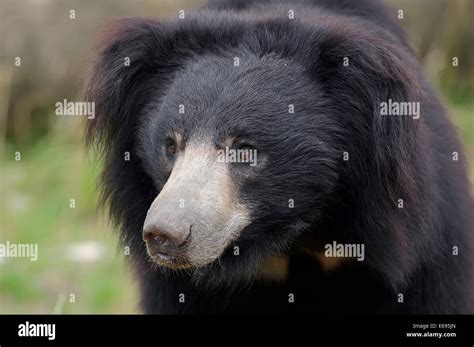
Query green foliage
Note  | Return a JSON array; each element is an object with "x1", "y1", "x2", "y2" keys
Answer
[{"x1": 0, "y1": 128, "x2": 136, "y2": 313}]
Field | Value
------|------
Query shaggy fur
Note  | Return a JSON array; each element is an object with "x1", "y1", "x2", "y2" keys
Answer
[{"x1": 85, "y1": 0, "x2": 474, "y2": 314}]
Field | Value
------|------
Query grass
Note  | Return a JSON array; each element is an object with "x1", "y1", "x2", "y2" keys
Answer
[
  {"x1": 0, "y1": 120, "x2": 137, "y2": 313},
  {"x1": 0, "y1": 100, "x2": 472, "y2": 313}
]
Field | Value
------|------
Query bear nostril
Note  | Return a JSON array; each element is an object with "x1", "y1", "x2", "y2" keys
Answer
[
  {"x1": 143, "y1": 230, "x2": 174, "y2": 259},
  {"x1": 152, "y1": 234, "x2": 169, "y2": 247},
  {"x1": 142, "y1": 224, "x2": 190, "y2": 250},
  {"x1": 144, "y1": 229, "x2": 170, "y2": 247}
]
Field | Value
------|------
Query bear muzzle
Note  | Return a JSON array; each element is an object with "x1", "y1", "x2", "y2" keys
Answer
[{"x1": 142, "y1": 140, "x2": 251, "y2": 269}]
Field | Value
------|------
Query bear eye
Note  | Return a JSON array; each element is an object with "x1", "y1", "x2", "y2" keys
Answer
[{"x1": 165, "y1": 138, "x2": 177, "y2": 157}]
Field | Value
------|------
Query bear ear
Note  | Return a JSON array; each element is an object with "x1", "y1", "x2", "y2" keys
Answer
[
  {"x1": 84, "y1": 17, "x2": 241, "y2": 153},
  {"x1": 84, "y1": 18, "x2": 176, "y2": 154},
  {"x1": 309, "y1": 27, "x2": 424, "y2": 195},
  {"x1": 314, "y1": 27, "x2": 423, "y2": 133},
  {"x1": 310, "y1": 27, "x2": 423, "y2": 122}
]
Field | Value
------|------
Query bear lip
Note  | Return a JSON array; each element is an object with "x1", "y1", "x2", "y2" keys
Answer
[
  {"x1": 149, "y1": 251, "x2": 194, "y2": 270},
  {"x1": 153, "y1": 251, "x2": 173, "y2": 261}
]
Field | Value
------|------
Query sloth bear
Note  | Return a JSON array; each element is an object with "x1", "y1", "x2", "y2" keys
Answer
[{"x1": 85, "y1": 0, "x2": 474, "y2": 314}]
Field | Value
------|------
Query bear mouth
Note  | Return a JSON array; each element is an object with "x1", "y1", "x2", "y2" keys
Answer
[{"x1": 148, "y1": 251, "x2": 194, "y2": 270}]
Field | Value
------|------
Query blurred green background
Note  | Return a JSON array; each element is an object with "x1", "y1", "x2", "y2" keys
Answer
[{"x1": 0, "y1": 0, "x2": 472, "y2": 313}]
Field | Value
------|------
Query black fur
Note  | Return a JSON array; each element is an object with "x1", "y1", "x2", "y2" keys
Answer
[{"x1": 85, "y1": 0, "x2": 474, "y2": 314}]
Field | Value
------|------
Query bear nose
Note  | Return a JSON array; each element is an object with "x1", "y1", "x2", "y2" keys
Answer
[{"x1": 143, "y1": 220, "x2": 190, "y2": 256}]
